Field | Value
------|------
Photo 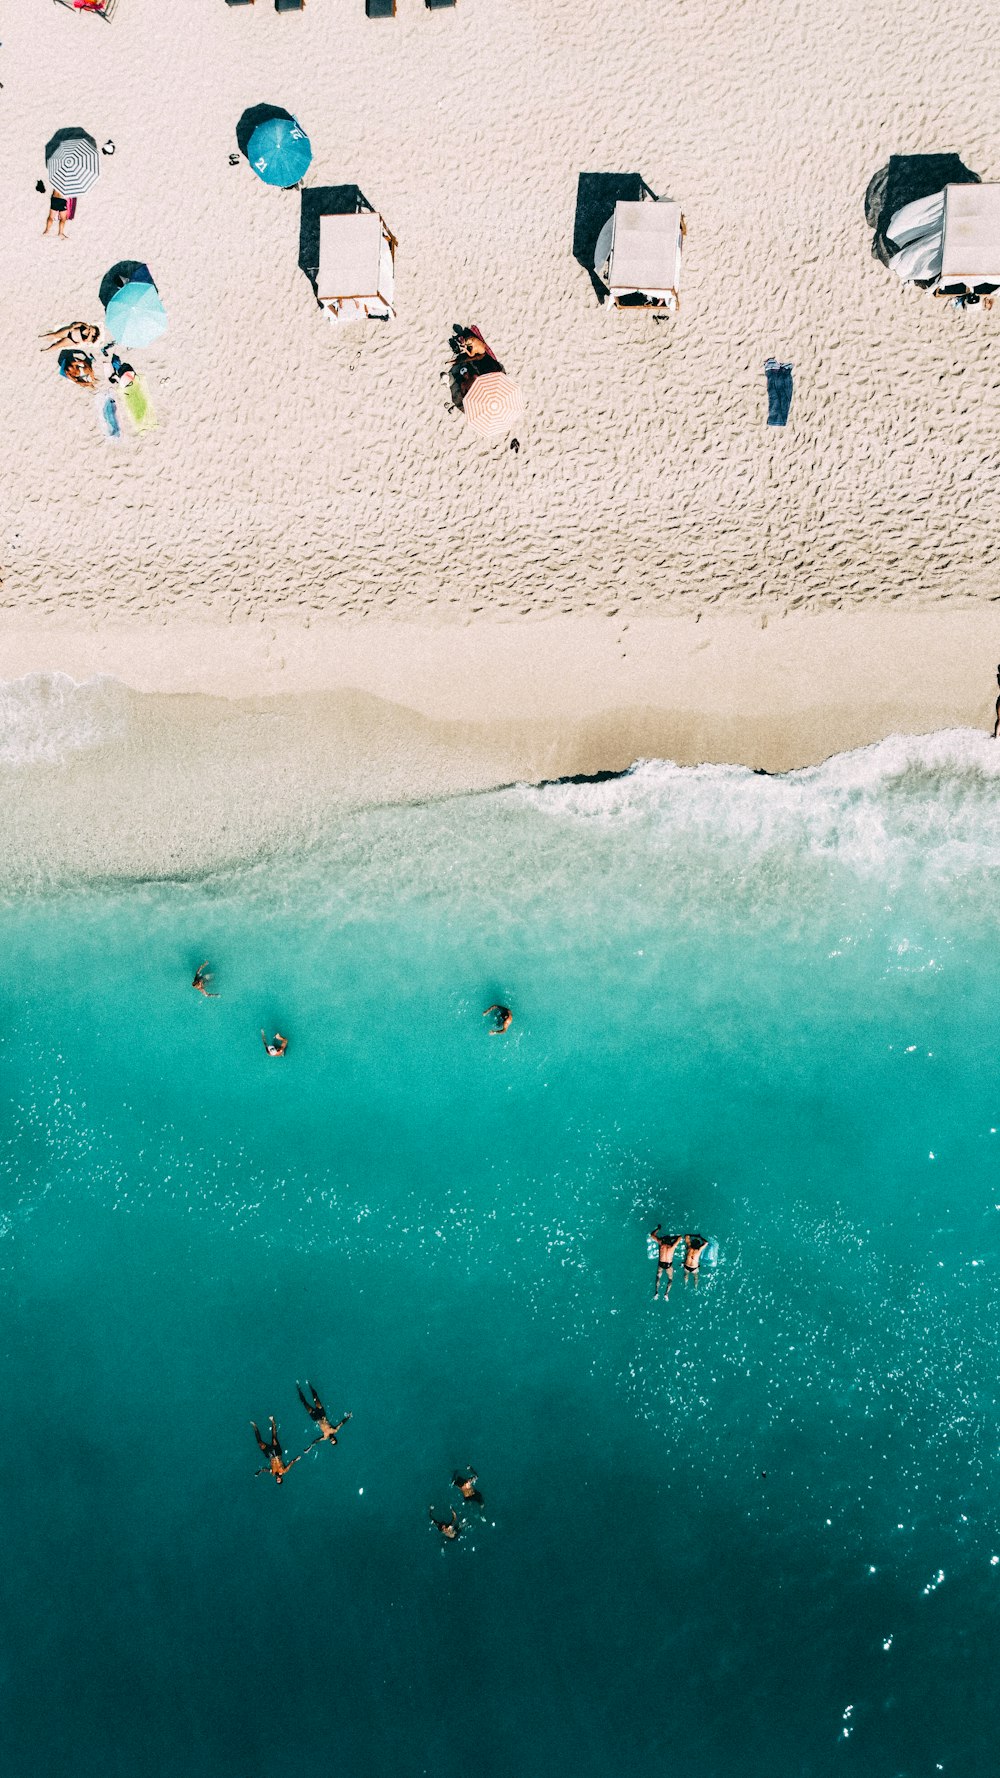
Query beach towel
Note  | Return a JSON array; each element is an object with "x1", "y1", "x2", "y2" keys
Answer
[
  {"x1": 95, "y1": 391, "x2": 122, "y2": 440},
  {"x1": 765, "y1": 359, "x2": 793, "y2": 427},
  {"x1": 123, "y1": 375, "x2": 157, "y2": 434}
]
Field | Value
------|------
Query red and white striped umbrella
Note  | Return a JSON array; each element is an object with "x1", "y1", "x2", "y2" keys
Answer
[{"x1": 463, "y1": 372, "x2": 524, "y2": 443}]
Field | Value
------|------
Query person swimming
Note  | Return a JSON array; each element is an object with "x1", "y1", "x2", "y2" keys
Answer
[
  {"x1": 429, "y1": 1507, "x2": 462, "y2": 1541},
  {"x1": 261, "y1": 1030, "x2": 288, "y2": 1057},
  {"x1": 451, "y1": 1468, "x2": 484, "y2": 1507},
  {"x1": 483, "y1": 1004, "x2": 512, "y2": 1035},
  {"x1": 296, "y1": 1383, "x2": 351, "y2": 1446},
  {"x1": 192, "y1": 961, "x2": 218, "y2": 998},
  {"x1": 684, "y1": 1233, "x2": 710, "y2": 1277},
  {"x1": 649, "y1": 1225, "x2": 682, "y2": 1299},
  {"x1": 251, "y1": 1417, "x2": 311, "y2": 1485}
]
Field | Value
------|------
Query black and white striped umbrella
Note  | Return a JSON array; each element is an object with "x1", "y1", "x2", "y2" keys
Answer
[{"x1": 45, "y1": 130, "x2": 100, "y2": 198}]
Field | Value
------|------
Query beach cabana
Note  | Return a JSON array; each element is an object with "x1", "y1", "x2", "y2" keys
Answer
[
  {"x1": 939, "y1": 183, "x2": 1000, "y2": 292},
  {"x1": 317, "y1": 212, "x2": 396, "y2": 322},
  {"x1": 593, "y1": 198, "x2": 683, "y2": 311}
]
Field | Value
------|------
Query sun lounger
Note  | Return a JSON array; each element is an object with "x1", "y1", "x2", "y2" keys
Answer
[
  {"x1": 366, "y1": 0, "x2": 395, "y2": 16},
  {"x1": 426, "y1": 0, "x2": 456, "y2": 9},
  {"x1": 275, "y1": 0, "x2": 303, "y2": 10},
  {"x1": 225, "y1": 0, "x2": 254, "y2": 7}
]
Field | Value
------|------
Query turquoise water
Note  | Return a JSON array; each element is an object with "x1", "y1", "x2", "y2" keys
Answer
[{"x1": 2, "y1": 730, "x2": 999, "y2": 1777}]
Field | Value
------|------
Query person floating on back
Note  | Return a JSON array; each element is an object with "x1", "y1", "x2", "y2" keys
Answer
[
  {"x1": 297, "y1": 1382, "x2": 351, "y2": 1446},
  {"x1": 649, "y1": 1224, "x2": 682, "y2": 1299},
  {"x1": 261, "y1": 1029, "x2": 288, "y2": 1057},
  {"x1": 484, "y1": 1003, "x2": 512, "y2": 1035},
  {"x1": 684, "y1": 1233, "x2": 709, "y2": 1279},
  {"x1": 192, "y1": 961, "x2": 218, "y2": 998},
  {"x1": 451, "y1": 1467, "x2": 484, "y2": 1508},
  {"x1": 251, "y1": 1417, "x2": 309, "y2": 1485},
  {"x1": 429, "y1": 1506, "x2": 462, "y2": 1541}
]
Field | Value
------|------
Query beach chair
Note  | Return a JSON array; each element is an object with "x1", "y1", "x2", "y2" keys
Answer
[
  {"x1": 275, "y1": 0, "x2": 303, "y2": 10},
  {"x1": 225, "y1": 0, "x2": 254, "y2": 6},
  {"x1": 366, "y1": 0, "x2": 395, "y2": 16},
  {"x1": 53, "y1": 0, "x2": 118, "y2": 16},
  {"x1": 426, "y1": 0, "x2": 456, "y2": 8}
]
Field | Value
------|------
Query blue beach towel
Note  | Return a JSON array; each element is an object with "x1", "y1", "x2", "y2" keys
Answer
[
  {"x1": 765, "y1": 359, "x2": 793, "y2": 426},
  {"x1": 95, "y1": 391, "x2": 122, "y2": 439}
]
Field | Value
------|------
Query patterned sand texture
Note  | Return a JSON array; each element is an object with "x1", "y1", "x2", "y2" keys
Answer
[{"x1": 4, "y1": 0, "x2": 1000, "y2": 620}]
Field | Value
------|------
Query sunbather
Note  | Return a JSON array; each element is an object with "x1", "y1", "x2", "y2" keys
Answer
[
  {"x1": 57, "y1": 349, "x2": 97, "y2": 389},
  {"x1": 42, "y1": 191, "x2": 70, "y2": 240},
  {"x1": 41, "y1": 323, "x2": 100, "y2": 352}
]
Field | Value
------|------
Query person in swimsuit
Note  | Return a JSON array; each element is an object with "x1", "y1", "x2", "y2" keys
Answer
[
  {"x1": 56, "y1": 349, "x2": 97, "y2": 389},
  {"x1": 192, "y1": 962, "x2": 218, "y2": 998},
  {"x1": 40, "y1": 322, "x2": 100, "y2": 352},
  {"x1": 451, "y1": 1468, "x2": 484, "y2": 1508},
  {"x1": 484, "y1": 1004, "x2": 512, "y2": 1035},
  {"x1": 43, "y1": 191, "x2": 70, "y2": 239},
  {"x1": 261, "y1": 1030, "x2": 288, "y2": 1057},
  {"x1": 649, "y1": 1225, "x2": 682, "y2": 1299},
  {"x1": 429, "y1": 1507, "x2": 462, "y2": 1541},
  {"x1": 296, "y1": 1383, "x2": 351, "y2": 1446},
  {"x1": 993, "y1": 664, "x2": 1000, "y2": 738},
  {"x1": 251, "y1": 1417, "x2": 310, "y2": 1485},
  {"x1": 684, "y1": 1233, "x2": 710, "y2": 1279}
]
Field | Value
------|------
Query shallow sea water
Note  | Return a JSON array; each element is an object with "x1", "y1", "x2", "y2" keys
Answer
[{"x1": 2, "y1": 728, "x2": 999, "y2": 1777}]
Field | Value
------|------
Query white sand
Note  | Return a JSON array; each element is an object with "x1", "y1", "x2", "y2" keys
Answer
[{"x1": 4, "y1": 0, "x2": 1000, "y2": 799}]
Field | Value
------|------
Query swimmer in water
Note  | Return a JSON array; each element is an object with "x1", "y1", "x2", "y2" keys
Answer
[
  {"x1": 251, "y1": 1417, "x2": 311, "y2": 1485},
  {"x1": 296, "y1": 1383, "x2": 352, "y2": 1446},
  {"x1": 683, "y1": 1233, "x2": 710, "y2": 1280},
  {"x1": 261, "y1": 1030, "x2": 288, "y2": 1057},
  {"x1": 192, "y1": 961, "x2": 218, "y2": 998},
  {"x1": 451, "y1": 1467, "x2": 484, "y2": 1508},
  {"x1": 649, "y1": 1224, "x2": 682, "y2": 1299},
  {"x1": 429, "y1": 1506, "x2": 462, "y2": 1540},
  {"x1": 484, "y1": 1004, "x2": 512, "y2": 1035}
]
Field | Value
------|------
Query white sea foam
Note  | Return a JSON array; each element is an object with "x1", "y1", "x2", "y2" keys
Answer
[
  {"x1": 0, "y1": 674, "x2": 125, "y2": 768},
  {"x1": 519, "y1": 729, "x2": 1000, "y2": 890}
]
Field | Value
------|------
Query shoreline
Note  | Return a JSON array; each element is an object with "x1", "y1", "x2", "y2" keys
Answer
[{"x1": 2, "y1": 608, "x2": 998, "y2": 779}]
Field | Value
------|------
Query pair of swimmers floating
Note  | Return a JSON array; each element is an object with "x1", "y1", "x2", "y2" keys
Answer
[
  {"x1": 649, "y1": 1226, "x2": 711, "y2": 1298},
  {"x1": 191, "y1": 963, "x2": 288, "y2": 1056},
  {"x1": 429, "y1": 1469, "x2": 485, "y2": 1540},
  {"x1": 252, "y1": 1383, "x2": 352, "y2": 1483}
]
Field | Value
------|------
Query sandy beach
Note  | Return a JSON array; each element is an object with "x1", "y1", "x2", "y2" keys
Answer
[{"x1": 4, "y1": 0, "x2": 1000, "y2": 803}]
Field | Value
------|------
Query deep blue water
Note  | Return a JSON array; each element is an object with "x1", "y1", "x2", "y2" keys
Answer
[{"x1": 1, "y1": 731, "x2": 998, "y2": 1777}]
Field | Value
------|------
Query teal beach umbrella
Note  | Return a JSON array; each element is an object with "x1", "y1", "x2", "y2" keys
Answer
[
  {"x1": 105, "y1": 281, "x2": 167, "y2": 348},
  {"x1": 247, "y1": 117, "x2": 312, "y2": 188}
]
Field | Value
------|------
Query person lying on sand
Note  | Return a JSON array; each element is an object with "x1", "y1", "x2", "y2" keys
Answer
[
  {"x1": 684, "y1": 1233, "x2": 709, "y2": 1276},
  {"x1": 40, "y1": 322, "x2": 100, "y2": 351},
  {"x1": 251, "y1": 1417, "x2": 311, "y2": 1485},
  {"x1": 57, "y1": 349, "x2": 97, "y2": 389},
  {"x1": 192, "y1": 962, "x2": 218, "y2": 998},
  {"x1": 484, "y1": 1004, "x2": 512, "y2": 1035},
  {"x1": 261, "y1": 1030, "x2": 288, "y2": 1057},
  {"x1": 649, "y1": 1225, "x2": 682, "y2": 1298},
  {"x1": 451, "y1": 1468, "x2": 484, "y2": 1507},
  {"x1": 297, "y1": 1383, "x2": 351, "y2": 1446},
  {"x1": 429, "y1": 1507, "x2": 462, "y2": 1541}
]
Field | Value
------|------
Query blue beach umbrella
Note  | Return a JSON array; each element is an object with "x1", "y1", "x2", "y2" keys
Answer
[
  {"x1": 247, "y1": 116, "x2": 311, "y2": 188},
  {"x1": 105, "y1": 281, "x2": 167, "y2": 349}
]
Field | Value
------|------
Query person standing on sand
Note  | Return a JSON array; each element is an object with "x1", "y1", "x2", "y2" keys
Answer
[
  {"x1": 42, "y1": 191, "x2": 71, "y2": 239},
  {"x1": 649, "y1": 1225, "x2": 682, "y2": 1299},
  {"x1": 296, "y1": 1383, "x2": 351, "y2": 1446},
  {"x1": 993, "y1": 665, "x2": 1000, "y2": 738},
  {"x1": 192, "y1": 962, "x2": 218, "y2": 998}
]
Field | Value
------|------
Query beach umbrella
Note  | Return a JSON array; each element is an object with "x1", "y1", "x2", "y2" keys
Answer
[
  {"x1": 462, "y1": 372, "x2": 525, "y2": 443},
  {"x1": 105, "y1": 281, "x2": 167, "y2": 348},
  {"x1": 45, "y1": 129, "x2": 100, "y2": 197},
  {"x1": 247, "y1": 117, "x2": 311, "y2": 188}
]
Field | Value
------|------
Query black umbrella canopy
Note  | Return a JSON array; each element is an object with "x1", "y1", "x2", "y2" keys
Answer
[
  {"x1": 44, "y1": 124, "x2": 98, "y2": 163},
  {"x1": 866, "y1": 153, "x2": 981, "y2": 266}
]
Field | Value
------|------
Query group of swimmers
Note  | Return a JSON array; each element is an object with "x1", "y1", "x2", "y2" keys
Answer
[
  {"x1": 252, "y1": 1385, "x2": 482, "y2": 1542},
  {"x1": 193, "y1": 960, "x2": 511, "y2": 1055},
  {"x1": 649, "y1": 1226, "x2": 711, "y2": 1298}
]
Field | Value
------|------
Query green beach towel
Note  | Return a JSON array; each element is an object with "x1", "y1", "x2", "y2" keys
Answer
[{"x1": 123, "y1": 375, "x2": 157, "y2": 434}]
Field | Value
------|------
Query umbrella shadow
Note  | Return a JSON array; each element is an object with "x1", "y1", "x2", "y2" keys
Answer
[
  {"x1": 865, "y1": 152, "x2": 980, "y2": 267},
  {"x1": 298, "y1": 184, "x2": 372, "y2": 300},
  {"x1": 236, "y1": 103, "x2": 295, "y2": 160},
  {"x1": 44, "y1": 126, "x2": 98, "y2": 164},
  {"x1": 99, "y1": 261, "x2": 155, "y2": 309},
  {"x1": 573, "y1": 171, "x2": 656, "y2": 302}
]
